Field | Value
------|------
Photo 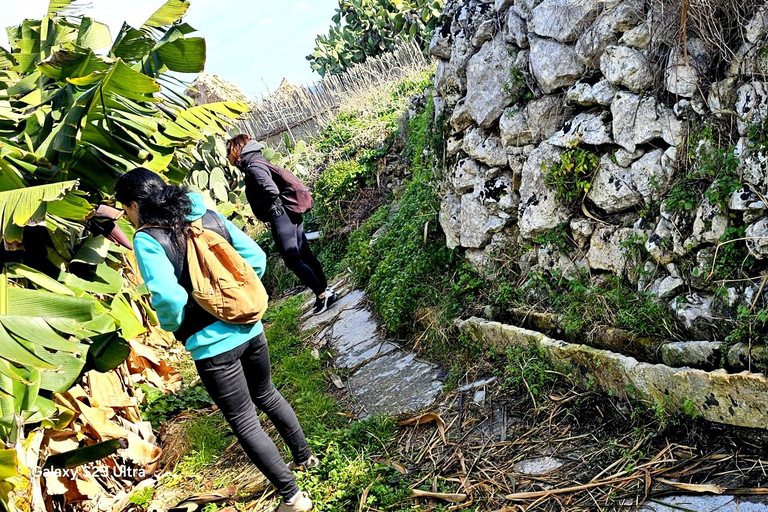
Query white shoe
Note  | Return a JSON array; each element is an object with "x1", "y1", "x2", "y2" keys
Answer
[{"x1": 275, "y1": 491, "x2": 313, "y2": 511}]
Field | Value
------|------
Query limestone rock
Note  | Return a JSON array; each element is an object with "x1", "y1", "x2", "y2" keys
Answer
[
  {"x1": 612, "y1": 92, "x2": 684, "y2": 152},
  {"x1": 661, "y1": 341, "x2": 722, "y2": 370},
  {"x1": 611, "y1": 0, "x2": 644, "y2": 31},
  {"x1": 435, "y1": 31, "x2": 474, "y2": 104},
  {"x1": 727, "y1": 343, "x2": 768, "y2": 373},
  {"x1": 575, "y1": 11, "x2": 617, "y2": 68},
  {"x1": 515, "y1": 457, "x2": 564, "y2": 476},
  {"x1": 671, "y1": 293, "x2": 716, "y2": 339},
  {"x1": 746, "y1": 6, "x2": 768, "y2": 43},
  {"x1": 450, "y1": 100, "x2": 473, "y2": 132},
  {"x1": 735, "y1": 82, "x2": 768, "y2": 136},
  {"x1": 646, "y1": 207, "x2": 692, "y2": 265},
  {"x1": 707, "y1": 78, "x2": 738, "y2": 116},
  {"x1": 586, "y1": 227, "x2": 635, "y2": 274},
  {"x1": 496, "y1": 0, "x2": 515, "y2": 12},
  {"x1": 457, "y1": 317, "x2": 768, "y2": 430},
  {"x1": 440, "y1": 192, "x2": 462, "y2": 249},
  {"x1": 500, "y1": 96, "x2": 567, "y2": 147},
  {"x1": 600, "y1": 45, "x2": 653, "y2": 93},
  {"x1": 505, "y1": 10, "x2": 529, "y2": 48},
  {"x1": 593, "y1": 79, "x2": 618, "y2": 105},
  {"x1": 570, "y1": 218, "x2": 595, "y2": 249},
  {"x1": 463, "y1": 127, "x2": 509, "y2": 167},
  {"x1": 429, "y1": 27, "x2": 452, "y2": 60},
  {"x1": 537, "y1": 246, "x2": 588, "y2": 279},
  {"x1": 472, "y1": 19, "x2": 496, "y2": 47},
  {"x1": 512, "y1": 0, "x2": 544, "y2": 20},
  {"x1": 619, "y1": 22, "x2": 650, "y2": 49},
  {"x1": 665, "y1": 38, "x2": 708, "y2": 98},
  {"x1": 746, "y1": 218, "x2": 768, "y2": 259},
  {"x1": 446, "y1": 136, "x2": 463, "y2": 156},
  {"x1": 587, "y1": 148, "x2": 674, "y2": 213},
  {"x1": 729, "y1": 187, "x2": 766, "y2": 212},
  {"x1": 686, "y1": 197, "x2": 729, "y2": 250},
  {"x1": 688, "y1": 247, "x2": 716, "y2": 290},
  {"x1": 655, "y1": 276, "x2": 685, "y2": 300},
  {"x1": 529, "y1": 0, "x2": 601, "y2": 43},
  {"x1": 548, "y1": 111, "x2": 612, "y2": 147},
  {"x1": 565, "y1": 82, "x2": 596, "y2": 106},
  {"x1": 481, "y1": 172, "x2": 518, "y2": 213},
  {"x1": 738, "y1": 144, "x2": 768, "y2": 190},
  {"x1": 529, "y1": 36, "x2": 585, "y2": 94},
  {"x1": 519, "y1": 142, "x2": 570, "y2": 238},
  {"x1": 466, "y1": 35, "x2": 516, "y2": 128},
  {"x1": 460, "y1": 194, "x2": 496, "y2": 248},
  {"x1": 499, "y1": 107, "x2": 533, "y2": 147},
  {"x1": 452, "y1": 158, "x2": 485, "y2": 193},
  {"x1": 614, "y1": 147, "x2": 644, "y2": 167}
]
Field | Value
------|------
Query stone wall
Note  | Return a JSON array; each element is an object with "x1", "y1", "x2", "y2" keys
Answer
[{"x1": 432, "y1": 0, "x2": 768, "y2": 350}]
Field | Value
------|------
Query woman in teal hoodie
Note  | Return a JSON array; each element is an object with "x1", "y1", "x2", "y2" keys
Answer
[{"x1": 115, "y1": 168, "x2": 314, "y2": 512}]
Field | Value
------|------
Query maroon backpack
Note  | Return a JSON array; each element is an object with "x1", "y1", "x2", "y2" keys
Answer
[{"x1": 250, "y1": 158, "x2": 314, "y2": 214}]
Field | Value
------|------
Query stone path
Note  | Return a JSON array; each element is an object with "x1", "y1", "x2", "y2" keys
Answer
[
  {"x1": 301, "y1": 282, "x2": 444, "y2": 418},
  {"x1": 299, "y1": 280, "x2": 768, "y2": 509}
]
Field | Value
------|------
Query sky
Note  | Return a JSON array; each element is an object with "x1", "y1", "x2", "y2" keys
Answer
[{"x1": 0, "y1": 0, "x2": 340, "y2": 99}]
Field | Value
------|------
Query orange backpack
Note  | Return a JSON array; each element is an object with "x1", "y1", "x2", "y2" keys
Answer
[{"x1": 184, "y1": 218, "x2": 269, "y2": 324}]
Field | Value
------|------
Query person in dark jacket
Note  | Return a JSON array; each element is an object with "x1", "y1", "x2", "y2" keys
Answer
[{"x1": 226, "y1": 134, "x2": 337, "y2": 315}]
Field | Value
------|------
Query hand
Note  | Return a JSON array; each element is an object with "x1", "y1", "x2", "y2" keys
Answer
[{"x1": 270, "y1": 204, "x2": 285, "y2": 219}]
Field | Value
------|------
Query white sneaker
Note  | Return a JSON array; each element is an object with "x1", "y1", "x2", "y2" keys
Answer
[{"x1": 275, "y1": 491, "x2": 313, "y2": 511}]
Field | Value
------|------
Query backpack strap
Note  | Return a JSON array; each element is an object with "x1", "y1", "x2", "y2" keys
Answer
[{"x1": 138, "y1": 211, "x2": 233, "y2": 342}]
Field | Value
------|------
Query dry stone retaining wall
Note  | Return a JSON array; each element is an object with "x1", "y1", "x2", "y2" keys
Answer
[{"x1": 432, "y1": 0, "x2": 768, "y2": 362}]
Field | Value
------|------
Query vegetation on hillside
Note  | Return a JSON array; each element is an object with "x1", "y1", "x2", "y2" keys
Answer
[{"x1": 308, "y1": 0, "x2": 444, "y2": 76}]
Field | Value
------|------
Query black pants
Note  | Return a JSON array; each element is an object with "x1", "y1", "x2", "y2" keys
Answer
[
  {"x1": 271, "y1": 210, "x2": 327, "y2": 295},
  {"x1": 194, "y1": 332, "x2": 310, "y2": 501}
]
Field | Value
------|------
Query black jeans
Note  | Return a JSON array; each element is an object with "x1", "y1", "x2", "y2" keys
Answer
[
  {"x1": 271, "y1": 210, "x2": 327, "y2": 295},
  {"x1": 194, "y1": 332, "x2": 310, "y2": 501}
]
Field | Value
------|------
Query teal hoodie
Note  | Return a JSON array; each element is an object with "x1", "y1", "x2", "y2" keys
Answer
[{"x1": 133, "y1": 193, "x2": 266, "y2": 360}]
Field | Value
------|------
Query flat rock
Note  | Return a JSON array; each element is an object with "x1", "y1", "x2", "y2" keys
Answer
[
  {"x1": 514, "y1": 457, "x2": 564, "y2": 476},
  {"x1": 639, "y1": 495, "x2": 768, "y2": 511},
  {"x1": 301, "y1": 289, "x2": 367, "y2": 332},
  {"x1": 348, "y1": 351, "x2": 444, "y2": 417},
  {"x1": 330, "y1": 307, "x2": 398, "y2": 369}
]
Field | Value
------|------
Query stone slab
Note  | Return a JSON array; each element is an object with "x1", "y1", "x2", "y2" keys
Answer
[
  {"x1": 639, "y1": 495, "x2": 768, "y2": 511},
  {"x1": 457, "y1": 317, "x2": 768, "y2": 430},
  {"x1": 331, "y1": 307, "x2": 398, "y2": 369},
  {"x1": 301, "y1": 289, "x2": 367, "y2": 332},
  {"x1": 348, "y1": 351, "x2": 444, "y2": 417}
]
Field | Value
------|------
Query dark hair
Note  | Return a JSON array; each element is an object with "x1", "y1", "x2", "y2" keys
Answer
[
  {"x1": 226, "y1": 134, "x2": 251, "y2": 166},
  {"x1": 114, "y1": 167, "x2": 192, "y2": 252}
]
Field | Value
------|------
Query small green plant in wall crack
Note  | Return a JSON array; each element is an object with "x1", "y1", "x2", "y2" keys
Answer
[{"x1": 545, "y1": 142, "x2": 601, "y2": 208}]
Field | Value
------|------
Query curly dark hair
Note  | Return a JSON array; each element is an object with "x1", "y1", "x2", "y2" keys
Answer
[{"x1": 114, "y1": 167, "x2": 192, "y2": 253}]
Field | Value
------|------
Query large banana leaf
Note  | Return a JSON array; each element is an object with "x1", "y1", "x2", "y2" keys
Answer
[
  {"x1": 0, "y1": 181, "x2": 78, "y2": 249},
  {"x1": 143, "y1": 0, "x2": 191, "y2": 29}
]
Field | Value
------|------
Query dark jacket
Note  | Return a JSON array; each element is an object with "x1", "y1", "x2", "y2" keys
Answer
[{"x1": 238, "y1": 141, "x2": 281, "y2": 223}]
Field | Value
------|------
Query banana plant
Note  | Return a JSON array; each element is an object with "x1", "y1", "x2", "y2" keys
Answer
[{"x1": 0, "y1": 0, "x2": 250, "y2": 504}]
